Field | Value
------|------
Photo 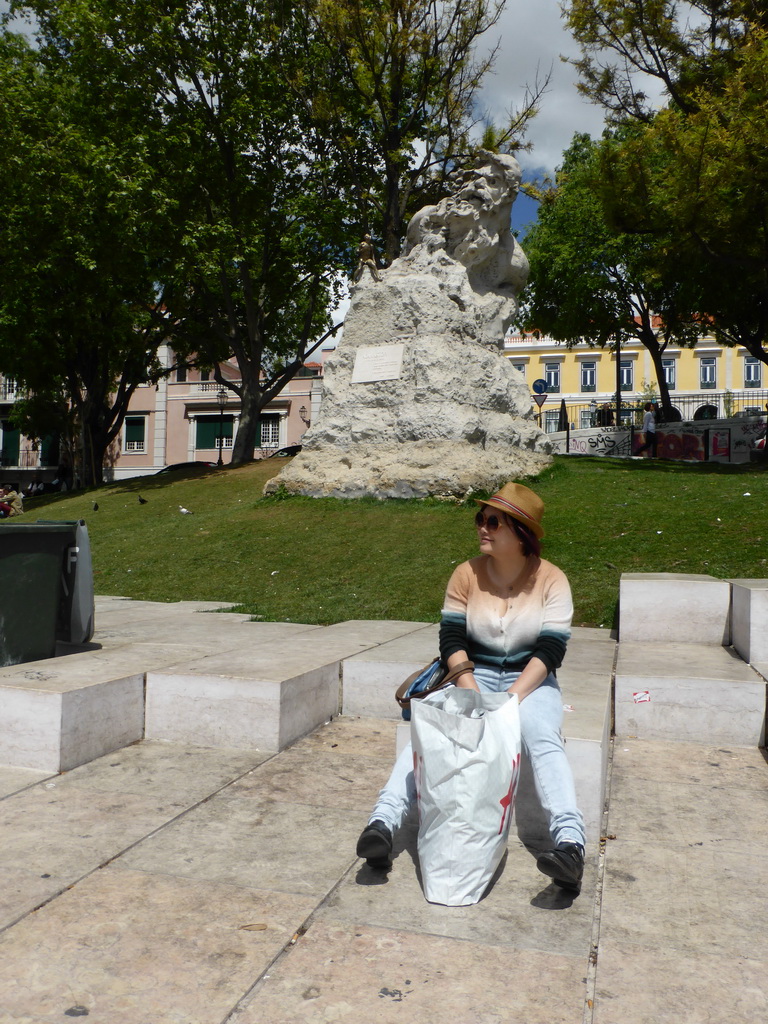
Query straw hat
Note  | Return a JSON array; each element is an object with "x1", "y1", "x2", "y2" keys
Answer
[{"x1": 475, "y1": 482, "x2": 545, "y2": 539}]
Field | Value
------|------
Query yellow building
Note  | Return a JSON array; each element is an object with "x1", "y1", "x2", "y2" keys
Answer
[{"x1": 504, "y1": 331, "x2": 767, "y2": 432}]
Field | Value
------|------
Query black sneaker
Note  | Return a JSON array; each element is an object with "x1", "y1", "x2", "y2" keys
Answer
[
  {"x1": 536, "y1": 843, "x2": 585, "y2": 892},
  {"x1": 356, "y1": 820, "x2": 393, "y2": 868}
]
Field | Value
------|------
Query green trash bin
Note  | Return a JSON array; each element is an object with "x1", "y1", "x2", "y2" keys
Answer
[{"x1": 0, "y1": 522, "x2": 91, "y2": 667}]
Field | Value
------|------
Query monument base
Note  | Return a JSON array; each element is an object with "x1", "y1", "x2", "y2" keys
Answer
[{"x1": 265, "y1": 439, "x2": 550, "y2": 499}]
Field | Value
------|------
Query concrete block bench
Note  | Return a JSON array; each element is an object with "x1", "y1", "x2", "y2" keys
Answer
[
  {"x1": 0, "y1": 601, "x2": 438, "y2": 771},
  {"x1": 341, "y1": 624, "x2": 439, "y2": 719},
  {"x1": 617, "y1": 572, "x2": 767, "y2": 746},
  {"x1": 615, "y1": 640, "x2": 766, "y2": 745},
  {"x1": 0, "y1": 600, "x2": 318, "y2": 772},
  {"x1": 619, "y1": 573, "x2": 731, "y2": 645},
  {"x1": 0, "y1": 647, "x2": 148, "y2": 773},
  {"x1": 145, "y1": 620, "x2": 430, "y2": 753},
  {"x1": 730, "y1": 579, "x2": 768, "y2": 677}
]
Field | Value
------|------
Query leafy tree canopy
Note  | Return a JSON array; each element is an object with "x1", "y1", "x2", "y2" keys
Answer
[
  {"x1": 520, "y1": 132, "x2": 704, "y2": 418},
  {"x1": 0, "y1": 26, "x2": 177, "y2": 485},
  {"x1": 2, "y1": 0, "x2": 538, "y2": 472},
  {"x1": 305, "y1": 0, "x2": 545, "y2": 261},
  {"x1": 563, "y1": 1, "x2": 768, "y2": 363}
]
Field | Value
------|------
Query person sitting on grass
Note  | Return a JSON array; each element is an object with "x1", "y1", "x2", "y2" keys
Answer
[{"x1": 0, "y1": 484, "x2": 24, "y2": 518}]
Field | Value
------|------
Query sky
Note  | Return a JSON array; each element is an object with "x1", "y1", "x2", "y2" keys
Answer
[{"x1": 476, "y1": 0, "x2": 609, "y2": 235}]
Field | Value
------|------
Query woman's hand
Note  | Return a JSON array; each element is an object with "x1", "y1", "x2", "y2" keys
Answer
[
  {"x1": 507, "y1": 656, "x2": 549, "y2": 703},
  {"x1": 455, "y1": 671, "x2": 480, "y2": 692},
  {"x1": 447, "y1": 651, "x2": 480, "y2": 692}
]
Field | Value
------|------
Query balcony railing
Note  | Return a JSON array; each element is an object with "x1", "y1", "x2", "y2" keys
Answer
[{"x1": 0, "y1": 446, "x2": 59, "y2": 469}]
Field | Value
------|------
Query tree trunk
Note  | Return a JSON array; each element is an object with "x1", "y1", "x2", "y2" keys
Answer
[
  {"x1": 639, "y1": 330, "x2": 675, "y2": 421},
  {"x1": 231, "y1": 385, "x2": 262, "y2": 465},
  {"x1": 81, "y1": 415, "x2": 110, "y2": 488},
  {"x1": 382, "y1": 160, "x2": 403, "y2": 263}
]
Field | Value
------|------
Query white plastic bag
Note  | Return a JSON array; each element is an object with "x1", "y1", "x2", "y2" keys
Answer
[{"x1": 411, "y1": 687, "x2": 521, "y2": 906}]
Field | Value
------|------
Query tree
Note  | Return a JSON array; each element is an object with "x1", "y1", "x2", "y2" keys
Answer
[
  {"x1": 305, "y1": 0, "x2": 546, "y2": 261},
  {"x1": 0, "y1": 29, "x2": 177, "y2": 486},
  {"x1": 565, "y1": 1, "x2": 766, "y2": 121},
  {"x1": 4, "y1": 0, "x2": 542, "y2": 473},
  {"x1": 563, "y1": 1, "x2": 768, "y2": 364},
  {"x1": 7, "y1": 0, "x2": 355, "y2": 466},
  {"x1": 520, "y1": 133, "x2": 704, "y2": 420}
]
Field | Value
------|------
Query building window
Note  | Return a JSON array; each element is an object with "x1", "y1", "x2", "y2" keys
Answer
[
  {"x1": 196, "y1": 414, "x2": 233, "y2": 450},
  {"x1": 580, "y1": 409, "x2": 593, "y2": 429},
  {"x1": 700, "y1": 357, "x2": 716, "y2": 389},
  {"x1": 662, "y1": 358, "x2": 676, "y2": 391},
  {"x1": 511, "y1": 363, "x2": 526, "y2": 378},
  {"x1": 123, "y1": 416, "x2": 146, "y2": 453},
  {"x1": 544, "y1": 363, "x2": 560, "y2": 393},
  {"x1": 620, "y1": 360, "x2": 633, "y2": 391},
  {"x1": 258, "y1": 414, "x2": 280, "y2": 448},
  {"x1": 580, "y1": 361, "x2": 596, "y2": 392},
  {"x1": 745, "y1": 357, "x2": 761, "y2": 388},
  {"x1": 200, "y1": 369, "x2": 210, "y2": 382},
  {"x1": 175, "y1": 365, "x2": 187, "y2": 383},
  {"x1": 0, "y1": 419, "x2": 20, "y2": 466},
  {"x1": 544, "y1": 410, "x2": 560, "y2": 433}
]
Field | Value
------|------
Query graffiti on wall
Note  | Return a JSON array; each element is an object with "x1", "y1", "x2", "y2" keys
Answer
[
  {"x1": 551, "y1": 418, "x2": 766, "y2": 462},
  {"x1": 633, "y1": 429, "x2": 708, "y2": 461},
  {"x1": 554, "y1": 430, "x2": 633, "y2": 457}
]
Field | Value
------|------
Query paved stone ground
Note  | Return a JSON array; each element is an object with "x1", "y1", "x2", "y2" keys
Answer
[{"x1": 1, "y1": 717, "x2": 766, "y2": 1023}]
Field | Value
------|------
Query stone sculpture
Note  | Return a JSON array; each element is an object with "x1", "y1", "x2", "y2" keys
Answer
[
  {"x1": 404, "y1": 149, "x2": 528, "y2": 309},
  {"x1": 353, "y1": 234, "x2": 382, "y2": 283},
  {"x1": 266, "y1": 150, "x2": 551, "y2": 499}
]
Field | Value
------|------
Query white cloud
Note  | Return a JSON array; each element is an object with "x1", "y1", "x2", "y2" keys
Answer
[{"x1": 476, "y1": 0, "x2": 608, "y2": 178}]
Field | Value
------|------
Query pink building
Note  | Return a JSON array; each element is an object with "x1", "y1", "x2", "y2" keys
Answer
[
  {"x1": 0, "y1": 346, "x2": 331, "y2": 486},
  {"x1": 111, "y1": 348, "x2": 327, "y2": 480}
]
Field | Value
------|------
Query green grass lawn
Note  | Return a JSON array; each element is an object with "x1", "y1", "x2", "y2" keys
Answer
[{"x1": 14, "y1": 455, "x2": 767, "y2": 628}]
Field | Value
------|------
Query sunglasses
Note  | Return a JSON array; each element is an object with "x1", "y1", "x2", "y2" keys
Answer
[{"x1": 475, "y1": 510, "x2": 503, "y2": 532}]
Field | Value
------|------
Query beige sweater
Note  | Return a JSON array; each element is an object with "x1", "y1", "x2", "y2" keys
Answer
[{"x1": 439, "y1": 555, "x2": 573, "y2": 673}]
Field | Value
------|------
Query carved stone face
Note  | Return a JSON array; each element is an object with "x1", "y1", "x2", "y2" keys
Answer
[
  {"x1": 402, "y1": 150, "x2": 528, "y2": 304},
  {"x1": 451, "y1": 161, "x2": 509, "y2": 214}
]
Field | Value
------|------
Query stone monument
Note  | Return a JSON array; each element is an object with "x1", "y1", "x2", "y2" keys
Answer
[{"x1": 266, "y1": 149, "x2": 551, "y2": 499}]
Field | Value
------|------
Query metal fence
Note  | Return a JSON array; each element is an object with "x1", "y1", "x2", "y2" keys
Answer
[{"x1": 538, "y1": 390, "x2": 768, "y2": 433}]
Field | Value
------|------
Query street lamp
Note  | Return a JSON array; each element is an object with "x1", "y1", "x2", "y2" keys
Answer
[
  {"x1": 216, "y1": 387, "x2": 229, "y2": 466},
  {"x1": 589, "y1": 399, "x2": 597, "y2": 428},
  {"x1": 299, "y1": 405, "x2": 310, "y2": 428}
]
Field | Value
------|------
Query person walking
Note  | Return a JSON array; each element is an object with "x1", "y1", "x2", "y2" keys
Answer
[
  {"x1": 636, "y1": 402, "x2": 657, "y2": 458},
  {"x1": 356, "y1": 482, "x2": 586, "y2": 894}
]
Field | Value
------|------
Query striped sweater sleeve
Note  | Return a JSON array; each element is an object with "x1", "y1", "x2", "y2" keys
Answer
[
  {"x1": 530, "y1": 566, "x2": 573, "y2": 672},
  {"x1": 439, "y1": 562, "x2": 471, "y2": 662}
]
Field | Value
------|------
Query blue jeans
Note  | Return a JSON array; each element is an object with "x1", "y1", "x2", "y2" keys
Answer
[{"x1": 369, "y1": 667, "x2": 586, "y2": 849}]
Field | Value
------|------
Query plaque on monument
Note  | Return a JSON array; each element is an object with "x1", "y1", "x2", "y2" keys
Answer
[{"x1": 351, "y1": 344, "x2": 405, "y2": 384}]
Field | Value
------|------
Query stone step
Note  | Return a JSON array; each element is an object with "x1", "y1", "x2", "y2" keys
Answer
[
  {"x1": 145, "y1": 620, "x2": 430, "y2": 752},
  {"x1": 615, "y1": 640, "x2": 766, "y2": 745}
]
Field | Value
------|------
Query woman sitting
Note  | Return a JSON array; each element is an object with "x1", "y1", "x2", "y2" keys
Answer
[{"x1": 356, "y1": 481, "x2": 586, "y2": 893}]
